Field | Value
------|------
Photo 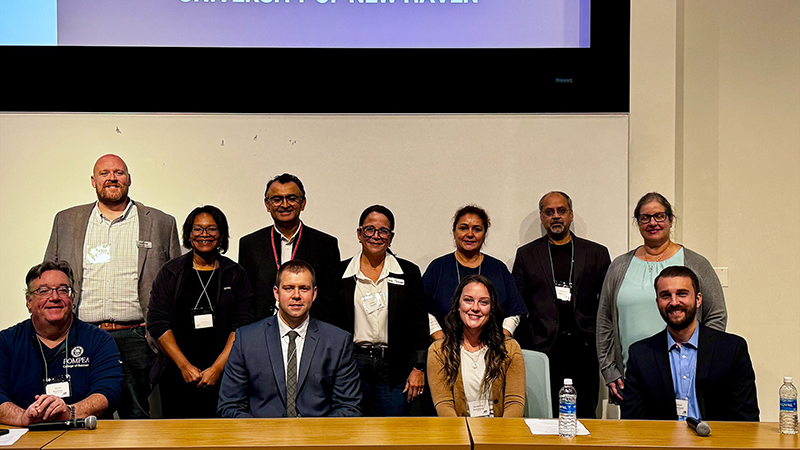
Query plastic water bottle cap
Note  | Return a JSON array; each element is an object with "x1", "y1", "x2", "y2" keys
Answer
[
  {"x1": 564, "y1": 378, "x2": 573, "y2": 385},
  {"x1": 785, "y1": 376, "x2": 793, "y2": 383}
]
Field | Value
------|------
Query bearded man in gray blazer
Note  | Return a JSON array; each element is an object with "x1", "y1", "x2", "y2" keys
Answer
[{"x1": 44, "y1": 154, "x2": 181, "y2": 419}]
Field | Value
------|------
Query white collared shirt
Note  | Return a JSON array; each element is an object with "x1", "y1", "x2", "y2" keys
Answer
[
  {"x1": 272, "y1": 225, "x2": 301, "y2": 316},
  {"x1": 79, "y1": 201, "x2": 141, "y2": 323},
  {"x1": 342, "y1": 251, "x2": 404, "y2": 347},
  {"x1": 277, "y1": 314, "x2": 310, "y2": 382},
  {"x1": 277, "y1": 226, "x2": 299, "y2": 265}
]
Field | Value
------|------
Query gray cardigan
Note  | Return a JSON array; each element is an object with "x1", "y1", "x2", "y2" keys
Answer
[{"x1": 596, "y1": 246, "x2": 727, "y2": 384}]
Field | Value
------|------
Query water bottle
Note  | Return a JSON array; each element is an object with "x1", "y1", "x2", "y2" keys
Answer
[
  {"x1": 780, "y1": 377, "x2": 798, "y2": 435},
  {"x1": 558, "y1": 378, "x2": 577, "y2": 437}
]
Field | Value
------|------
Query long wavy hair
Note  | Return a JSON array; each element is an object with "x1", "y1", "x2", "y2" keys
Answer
[{"x1": 439, "y1": 274, "x2": 508, "y2": 390}]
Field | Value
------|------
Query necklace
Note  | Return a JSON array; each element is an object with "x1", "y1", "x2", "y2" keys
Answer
[
  {"x1": 461, "y1": 344, "x2": 487, "y2": 369},
  {"x1": 645, "y1": 242, "x2": 672, "y2": 272}
]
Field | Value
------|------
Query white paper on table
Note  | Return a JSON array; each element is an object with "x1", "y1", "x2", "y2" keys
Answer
[
  {"x1": 0, "y1": 428, "x2": 28, "y2": 446},
  {"x1": 524, "y1": 418, "x2": 591, "y2": 435}
]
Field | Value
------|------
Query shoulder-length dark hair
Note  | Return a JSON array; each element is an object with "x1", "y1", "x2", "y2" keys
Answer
[
  {"x1": 182, "y1": 205, "x2": 230, "y2": 254},
  {"x1": 439, "y1": 274, "x2": 508, "y2": 390}
]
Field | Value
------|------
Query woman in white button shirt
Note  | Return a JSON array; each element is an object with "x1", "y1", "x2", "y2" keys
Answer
[
  {"x1": 427, "y1": 274, "x2": 526, "y2": 417},
  {"x1": 318, "y1": 205, "x2": 429, "y2": 416}
]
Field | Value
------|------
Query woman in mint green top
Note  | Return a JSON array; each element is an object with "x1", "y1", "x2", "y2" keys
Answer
[{"x1": 596, "y1": 193, "x2": 727, "y2": 404}]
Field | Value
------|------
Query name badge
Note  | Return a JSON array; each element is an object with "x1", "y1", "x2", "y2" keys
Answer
[
  {"x1": 137, "y1": 240, "x2": 153, "y2": 249},
  {"x1": 360, "y1": 292, "x2": 386, "y2": 315},
  {"x1": 194, "y1": 313, "x2": 214, "y2": 329},
  {"x1": 555, "y1": 285, "x2": 572, "y2": 302},
  {"x1": 45, "y1": 374, "x2": 72, "y2": 398},
  {"x1": 675, "y1": 398, "x2": 689, "y2": 417},
  {"x1": 468, "y1": 399, "x2": 491, "y2": 417},
  {"x1": 387, "y1": 277, "x2": 404, "y2": 285}
]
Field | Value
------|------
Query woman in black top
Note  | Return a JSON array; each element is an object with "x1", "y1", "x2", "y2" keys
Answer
[{"x1": 147, "y1": 205, "x2": 254, "y2": 418}]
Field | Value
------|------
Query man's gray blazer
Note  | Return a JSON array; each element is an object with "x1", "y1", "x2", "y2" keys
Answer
[{"x1": 44, "y1": 200, "x2": 182, "y2": 316}]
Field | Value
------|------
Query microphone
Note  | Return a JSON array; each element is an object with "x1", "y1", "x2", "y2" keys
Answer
[
  {"x1": 686, "y1": 416, "x2": 711, "y2": 437},
  {"x1": 28, "y1": 415, "x2": 97, "y2": 431}
]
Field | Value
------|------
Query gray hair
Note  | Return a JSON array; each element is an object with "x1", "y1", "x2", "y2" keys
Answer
[{"x1": 538, "y1": 191, "x2": 573, "y2": 212}]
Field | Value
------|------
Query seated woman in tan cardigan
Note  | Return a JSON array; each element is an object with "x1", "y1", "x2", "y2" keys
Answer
[{"x1": 427, "y1": 274, "x2": 525, "y2": 417}]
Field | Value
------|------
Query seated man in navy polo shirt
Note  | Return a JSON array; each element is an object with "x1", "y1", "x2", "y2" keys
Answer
[{"x1": 0, "y1": 261, "x2": 123, "y2": 426}]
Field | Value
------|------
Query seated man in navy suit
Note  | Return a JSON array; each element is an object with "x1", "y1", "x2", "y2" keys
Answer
[
  {"x1": 622, "y1": 266, "x2": 759, "y2": 421},
  {"x1": 218, "y1": 260, "x2": 361, "y2": 417}
]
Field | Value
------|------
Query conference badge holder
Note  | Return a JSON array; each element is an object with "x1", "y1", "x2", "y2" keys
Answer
[
  {"x1": 468, "y1": 399, "x2": 492, "y2": 418},
  {"x1": 360, "y1": 292, "x2": 386, "y2": 315},
  {"x1": 193, "y1": 307, "x2": 214, "y2": 330},
  {"x1": 555, "y1": 281, "x2": 572, "y2": 302},
  {"x1": 44, "y1": 374, "x2": 72, "y2": 398}
]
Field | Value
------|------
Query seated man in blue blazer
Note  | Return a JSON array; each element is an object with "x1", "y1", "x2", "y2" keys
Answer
[
  {"x1": 218, "y1": 260, "x2": 361, "y2": 417},
  {"x1": 622, "y1": 266, "x2": 759, "y2": 421}
]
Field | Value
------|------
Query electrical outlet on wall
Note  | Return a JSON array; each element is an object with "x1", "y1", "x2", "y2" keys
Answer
[{"x1": 714, "y1": 267, "x2": 729, "y2": 287}]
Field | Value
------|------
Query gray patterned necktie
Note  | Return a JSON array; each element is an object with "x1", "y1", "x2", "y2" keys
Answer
[{"x1": 286, "y1": 330, "x2": 299, "y2": 417}]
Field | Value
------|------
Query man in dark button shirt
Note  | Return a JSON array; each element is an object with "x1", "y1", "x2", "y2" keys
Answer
[
  {"x1": 513, "y1": 191, "x2": 611, "y2": 418},
  {"x1": 0, "y1": 261, "x2": 123, "y2": 426}
]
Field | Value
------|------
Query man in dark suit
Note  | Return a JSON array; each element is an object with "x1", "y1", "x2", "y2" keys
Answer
[
  {"x1": 238, "y1": 173, "x2": 340, "y2": 320},
  {"x1": 218, "y1": 260, "x2": 361, "y2": 418},
  {"x1": 622, "y1": 266, "x2": 759, "y2": 421},
  {"x1": 44, "y1": 154, "x2": 181, "y2": 419},
  {"x1": 512, "y1": 191, "x2": 610, "y2": 418}
]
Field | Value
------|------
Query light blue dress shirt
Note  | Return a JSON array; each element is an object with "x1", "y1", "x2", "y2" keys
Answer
[{"x1": 667, "y1": 323, "x2": 701, "y2": 420}]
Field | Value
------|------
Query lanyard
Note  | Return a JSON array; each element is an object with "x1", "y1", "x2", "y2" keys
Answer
[
  {"x1": 37, "y1": 333, "x2": 69, "y2": 382},
  {"x1": 455, "y1": 253, "x2": 482, "y2": 283},
  {"x1": 547, "y1": 240, "x2": 575, "y2": 288},
  {"x1": 270, "y1": 222, "x2": 304, "y2": 270},
  {"x1": 193, "y1": 267, "x2": 217, "y2": 312}
]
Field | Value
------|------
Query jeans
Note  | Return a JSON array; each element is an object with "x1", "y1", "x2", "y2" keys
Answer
[
  {"x1": 109, "y1": 327, "x2": 155, "y2": 419},
  {"x1": 355, "y1": 353, "x2": 410, "y2": 417}
]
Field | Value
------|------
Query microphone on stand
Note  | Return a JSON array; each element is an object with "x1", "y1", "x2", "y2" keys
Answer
[
  {"x1": 686, "y1": 416, "x2": 711, "y2": 437},
  {"x1": 28, "y1": 415, "x2": 98, "y2": 431}
]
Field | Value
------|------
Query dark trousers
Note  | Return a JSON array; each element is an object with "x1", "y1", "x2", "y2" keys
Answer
[
  {"x1": 547, "y1": 331, "x2": 599, "y2": 419},
  {"x1": 355, "y1": 353, "x2": 410, "y2": 417},
  {"x1": 109, "y1": 327, "x2": 155, "y2": 419}
]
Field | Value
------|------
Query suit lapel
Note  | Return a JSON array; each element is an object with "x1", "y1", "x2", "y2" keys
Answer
[
  {"x1": 137, "y1": 203, "x2": 151, "y2": 276},
  {"x1": 653, "y1": 331, "x2": 675, "y2": 403},
  {"x1": 265, "y1": 319, "x2": 287, "y2": 403},
  {"x1": 534, "y1": 239, "x2": 556, "y2": 297},
  {"x1": 571, "y1": 237, "x2": 585, "y2": 304},
  {"x1": 387, "y1": 271, "x2": 405, "y2": 332},
  {"x1": 298, "y1": 319, "x2": 319, "y2": 392},
  {"x1": 74, "y1": 205, "x2": 93, "y2": 280},
  {"x1": 695, "y1": 326, "x2": 714, "y2": 417},
  {"x1": 271, "y1": 226, "x2": 283, "y2": 263}
]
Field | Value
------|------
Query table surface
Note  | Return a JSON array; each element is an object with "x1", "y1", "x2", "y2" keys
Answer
[
  {"x1": 467, "y1": 418, "x2": 800, "y2": 450},
  {"x1": 5, "y1": 429, "x2": 64, "y2": 450},
  {"x1": 40, "y1": 417, "x2": 470, "y2": 450}
]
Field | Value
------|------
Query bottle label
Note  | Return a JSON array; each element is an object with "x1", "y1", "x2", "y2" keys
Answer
[
  {"x1": 559, "y1": 402, "x2": 577, "y2": 415},
  {"x1": 780, "y1": 399, "x2": 797, "y2": 412}
]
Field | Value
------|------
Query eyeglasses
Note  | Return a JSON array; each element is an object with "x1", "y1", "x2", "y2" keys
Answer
[
  {"x1": 360, "y1": 225, "x2": 393, "y2": 239},
  {"x1": 29, "y1": 286, "x2": 72, "y2": 298},
  {"x1": 191, "y1": 225, "x2": 220, "y2": 236},
  {"x1": 267, "y1": 195, "x2": 304, "y2": 207},
  {"x1": 637, "y1": 212, "x2": 670, "y2": 224},
  {"x1": 541, "y1": 207, "x2": 570, "y2": 217}
]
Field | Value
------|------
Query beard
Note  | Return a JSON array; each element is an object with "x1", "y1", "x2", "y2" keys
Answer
[
  {"x1": 661, "y1": 305, "x2": 698, "y2": 330},
  {"x1": 96, "y1": 182, "x2": 129, "y2": 206}
]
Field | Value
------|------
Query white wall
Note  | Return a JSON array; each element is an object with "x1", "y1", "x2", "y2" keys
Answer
[
  {"x1": 0, "y1": 113, "x2": 629, "y2": 328},
  {"x1": 631, "y1": 0, "x2": 800, "y2": 422}
]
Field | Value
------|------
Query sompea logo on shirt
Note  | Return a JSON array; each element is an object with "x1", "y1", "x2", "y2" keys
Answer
[{"x1": 64, "y1": 346, "x2": 90, "y2": 368}]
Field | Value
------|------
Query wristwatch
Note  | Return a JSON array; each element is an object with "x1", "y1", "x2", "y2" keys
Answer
[{"x1": 68, "y1": 404, "x2": 76, "y2": 423}]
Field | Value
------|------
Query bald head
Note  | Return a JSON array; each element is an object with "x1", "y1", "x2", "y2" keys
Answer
[{"x1": 91, "y1": 154, "x2": 131, "y2": 207}]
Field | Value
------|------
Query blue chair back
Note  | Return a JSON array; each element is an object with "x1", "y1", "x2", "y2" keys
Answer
[{"x1": 521, "y1": 349, "x2": 552, "y2": 418}]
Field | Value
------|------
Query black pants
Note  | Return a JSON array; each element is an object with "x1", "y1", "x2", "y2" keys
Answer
[{"x1": 547, "y1": 332, "x2": 599, "y2": 419}]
